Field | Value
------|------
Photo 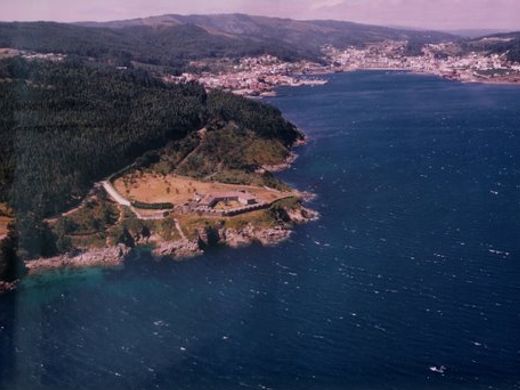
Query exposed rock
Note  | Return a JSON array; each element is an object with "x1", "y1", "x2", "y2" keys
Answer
[
  {"x1": 220, "y1": 223, "x2": 292, "y2": 248},
  {"x1": 152, "y1": 239, "x2": 203, "y2": 259},
  {"x1": 286, "y1": 205, "x2": 320, "y2": 224},
  {"x1": 0, "y1": 280, "x2": 18, "y2": 294},
  {"x1": 221, "y1": 224, "x2": 256, "y2": 248},
  {"x1": 25, "y1": 244, "x2": 131, "y2": 274},
  {"x1": 300, "y1": 191, "x2": 317, "y2": 202},
  {"x1": 293, "y1": 136, "x2": 308, "y2": 147},
  {"x1": 18, "y1": 199, "x2": 318, "y2": 278},
  {"x1": 262, "y1": 152, "x2": 298, "y2": 172},
  {"x1": 251, "y1": 226, "x2": 292, "y2": 246},
  {"x1": 197, "y1": 225, "x2": 222, "y2": 249}
]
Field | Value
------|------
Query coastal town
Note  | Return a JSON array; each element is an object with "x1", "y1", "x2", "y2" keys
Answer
[
  {"x1": 3, "y1": 39, "x2": 520, "y2": 97},
  {"x1": 324, "y1": 40, "x2": 520, "y2": 84},
  {"x1": 163, "y1": 54, "x2": 329, "y2": 96},
  {"x1": 164, "y1": 40, "x2": 520, "y2": 96}
]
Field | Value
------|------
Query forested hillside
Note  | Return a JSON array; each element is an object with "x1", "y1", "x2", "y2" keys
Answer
[
  {"x1": 0, "y1": 58, "x2": 206, "y2": 217},
  {"x1": 0, "y1": 57, "x2": 301, "y2": 266},
  {"x1": 0, "y1": 58, "x2": 300, "y2": 217},
  {"x1": 463, "y1": 32, "x2": 520, "y2": 62},
  {"x1": 0, "y1": 21, "x2": 316, "y2": 70},
  {"x1": 0, "y1": 14, "x2": 456, "y2": 73},
  {"x1": 80, "y1": 13, "x2": 455, "y2": 51}
]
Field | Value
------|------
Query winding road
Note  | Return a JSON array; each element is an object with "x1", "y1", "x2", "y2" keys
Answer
[{"x1": 101, "y1": 180, "x2": 131, "y2": 207}]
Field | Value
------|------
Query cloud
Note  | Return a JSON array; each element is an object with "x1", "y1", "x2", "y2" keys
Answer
[{"x1": 309, "y1": 0, "x2": 346, "y2": 11}]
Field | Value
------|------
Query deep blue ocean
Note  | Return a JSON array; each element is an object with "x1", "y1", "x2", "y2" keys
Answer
[{"x1": 1, "y1": 71, "x2": 519, "y2": 389}]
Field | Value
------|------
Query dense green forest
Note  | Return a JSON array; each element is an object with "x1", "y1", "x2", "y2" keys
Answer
[
  {"x1": 207, "y1": 90, "x2": 301, "y2": 147},
  {"x1": 0, "y1": 57, "x2": 301, "y2": 267},
  {"x1": 0, "y1": 21, "x2": 315, "y2": 70},
  {"x1": 0, "y1": 58, "x2": 206, "y2": 216},
  {"x1": 463, "y1": 32, "x2": 520, "y2": 62},
  {"x1": 0, "y1": 15, "x2": 457, "y2": 72},
  {"x1": 80, "y1": 13, "x2": 454, "y2": 53},
  {"x1": 0, "y1": 224, "x2": 22, "y2": 283}
]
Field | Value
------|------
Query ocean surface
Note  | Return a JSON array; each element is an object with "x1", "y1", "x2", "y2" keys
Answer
[{"x1": 1, "y1": 71, "x2": 520, "y2": 389}]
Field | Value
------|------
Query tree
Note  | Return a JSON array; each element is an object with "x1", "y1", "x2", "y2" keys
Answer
[
  {"x1": 0, "y1": 223, "x2": 25, "y2": 282},
  {"x1": 16, "y1": 213, "x2": 57, "y2": 260}
]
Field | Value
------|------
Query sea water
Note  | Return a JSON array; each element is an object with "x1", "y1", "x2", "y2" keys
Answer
[{"x1": 1, "y1": 71, "x2": 519, "y2": 389}]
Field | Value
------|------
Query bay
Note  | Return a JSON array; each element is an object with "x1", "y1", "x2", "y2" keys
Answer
[{"x1": 1, "y1": 71, "x2": 519, "y2": 389}]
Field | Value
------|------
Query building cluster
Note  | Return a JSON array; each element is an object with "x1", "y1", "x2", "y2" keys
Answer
[
  {"x1": 325, "y1": 41, "x2": 520, "y2": 83},
  {"x1": 164, "y1": 40, "x2": 520, "y2": 96},
  {"x1": 181, "y1": 191, "x2": 268, "y2": 216},
  {"x1": 164, "y1": 55, "x2": 328, "y2": 96}
]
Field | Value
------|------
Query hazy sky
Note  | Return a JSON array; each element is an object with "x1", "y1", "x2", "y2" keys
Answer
[{"x1": 1, "y1": 0, "x2": 520, "y2": 30}]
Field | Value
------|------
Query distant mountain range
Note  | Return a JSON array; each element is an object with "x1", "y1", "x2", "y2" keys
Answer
[
  {"x1": 0, "y1": 14, "x2": 454, "y2": 70},
  {"x1": 78, "y1": 13, "x2": 454, "y2": 47},
  {"x1": 445, "y1": 29, "x2": 510, "y2": 38},
  {"x1": 0, "y1": 14, "x2": 518, "y2": 69}
]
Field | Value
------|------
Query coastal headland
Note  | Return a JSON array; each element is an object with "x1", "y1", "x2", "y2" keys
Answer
[
  {"x1": 0, "y1": 55, "x2": 322, "y2": 288},
  {"x1": 2, "y1": 15, "x2": 520, "y2": 287},
  {"x1": 25, "y1": 159, "x2": 318, "y2": 275},
  {"x1": 19, "y1": 124, "x2": 318, "y2": 276}
]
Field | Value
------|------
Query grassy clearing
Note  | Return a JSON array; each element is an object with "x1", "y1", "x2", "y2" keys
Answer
[
  {"x1": 0, "y1": 203, "x2": 12, "y2": 236},
  {"x1": 70, "y1": 233, "x2": 108, "y2": 249},
  {"x1": 110, "y1": 208, "x2": 182, "y2": 243},
  {"x1": 46, "y1": 195, "x2": 120, "y2": 249},
  {"x1": 210, "y1": 169, "x2": 290, "y2": 191},
  {"x1": 174, "y1": 126, "x2": 290, "y2": 179},
  {"x1": 149, "y1": 218, "x2": 182, "y2": 242},
  {"x1": 270, "y1": 196, "x2": 300, "y2": 210},
  {"x1": 0, "y1": 216, "x2": 11, "y2": 237},
  {"x1": 56, "y1": 197, "x2": 119, "y2": 237},
  {"x1": 176, "y1": 209, "x2": 278, "y2": 240},
  {"x1": 114, "y1": 172, "x2": 294, "y2": 206}
]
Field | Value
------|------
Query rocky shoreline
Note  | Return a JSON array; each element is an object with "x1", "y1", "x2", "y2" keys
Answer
[
  {"x1": 261, "y1": 152, "x2": 299, "y2": 173},
  {"x1": 202, "y1": 205, "x2": 319, "y2": 249},
  {"x1": 25, "y1": 245, "x2": 131, "y2": 275},
  {"x1": 0, "y1": 280, "x2": 18, "y2": 294},
  {"x1": 5, "y1": 129, "x2": 319, "y2": 283},
  {"x1": 260, "y1": 135, "x2": 308, "y2": 173},
  {"x1": 20, "y1": 204, "x2": 319, "y2": 275}
]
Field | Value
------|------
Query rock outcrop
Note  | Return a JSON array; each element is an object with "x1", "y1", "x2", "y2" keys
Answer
[
  {"x1": 0, "y1": 280, "x2": 17, "y2": 294},
  {"x1": 18, "y1": 200, "x2": 318, "y2": 280},
  {"x1": 286, "y1": 205, "x2": 319, "y2": 224},
  {"x1": 152, "y1": 239, "x2": 203, "y2": 259},
  {"x1": 220, "y1": 224, "x2": 292, "y2": 247},
  {"x1": 25, "y1": 244, "x2": 131, "y2": 274},
  {"x1": 261, "y1": 152, "x2": 299, "y2": 173},
  {"x1": 198, "y1": 203, "x2": 318, "y2": 249}
]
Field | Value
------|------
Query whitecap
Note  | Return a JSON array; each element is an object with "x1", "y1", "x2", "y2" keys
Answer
[{"x1": 429, "y1": 365, "x2": 447, "y2": 374}]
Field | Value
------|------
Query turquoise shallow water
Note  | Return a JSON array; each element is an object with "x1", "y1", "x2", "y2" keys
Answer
[{"x1": 1, "y1": 71, "x2": 520, "y2": 389}]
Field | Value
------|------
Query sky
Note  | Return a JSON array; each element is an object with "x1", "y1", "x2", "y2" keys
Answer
[{"x1": 1, "y1": 0, "x2": 520, "y2": 31}]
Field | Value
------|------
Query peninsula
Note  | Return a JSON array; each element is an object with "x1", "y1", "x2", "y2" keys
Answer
[
  {"x1": 1, "y1": 13, "x2": 520, "y2": 289},
  {"x1": 0, "y1": 57, "x2": 317, "y2": 290}
]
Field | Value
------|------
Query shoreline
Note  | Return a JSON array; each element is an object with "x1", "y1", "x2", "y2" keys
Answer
[
  {"x1": 17, "y1": 134, "x2": 318, "y2": 278},
  {"x1": 211, "y1": 61, "x2": 520, "y2": 99},
  {"x1": 25, "y1": 245, "x2": 131, "y2": 275},
  {"x1": 341, "y1": 68, "x2": 520, "y2": 87},
  {"x1": 23, "y1": 205, "x2": 319, "y2": 275},
  {"x1": 0, "y1": 280, "x2": 18, "y2": 294},
  {"x1": 7, "y1": 65, "x2": 512, "y2": 284}
]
